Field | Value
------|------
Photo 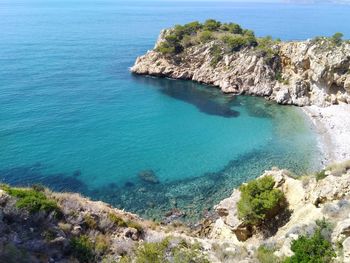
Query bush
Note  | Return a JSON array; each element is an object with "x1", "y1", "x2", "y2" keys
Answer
[
  {"x1": 203, "y1": 19, "x2": 221, "y2": 31},
  {"x1": 284, "y1": 221, "x2": 336, "y2": 263},
  {"x1": 70, "y1": 235, "x2": 95, "y2": 263},
  {"x1": 199, "y1": 30, "x2": 214, "y2": 43},
  {"x1": 95, "y1": 234, "x2": 110, "y2": 254},
  {"x1": 181, "y1": 35, "x2": 193, "y2": 48},
  {"x1": 172, "y1": 240, "x2": 209, "y2": 263},
  {"x1": 315, "y1": 169, "x2": 327, "y2": 181},
  {"x1": 210, "y1": 45, "x2": 223, "y2": 67},
  {"x1": 221, "y1": 35, "x2": 247, "y2": 51},
  {"x1": 243, "y1": 30, "x2": 258, "y2": 47},
  {"x1": 156, "y1": 42, "x2": 176, "y2": 55},
  {"x1": 331, "y1": 32, "x2": 343, "y2": 45},
  {"x1": 237, "y1": 176, "x2": 287, "y2": 226},
  {"x1": 108, "y1": 213, "x2": 127, "y2": 227},
  {"x1": 220, "y1": 23, "x2": 243, "y2": 34},
  {"x1": 135, "y1": 239, "x2": 169, "y2": 263},
  {"x1": 256, "y1": 245, "x2": 281, "y2": 263},
  {"x1": 182, "y1": 21, "x2": 202, "y2": 35},
  {"x1": 1, "y1": 185, "x2": 60, "y2": 214},
  {"x1": 126, "y1": 220, "x2": 143, "y2": 233},
  {"x1": 84, "y1": 214, "x2": 98, "y2": 229}
]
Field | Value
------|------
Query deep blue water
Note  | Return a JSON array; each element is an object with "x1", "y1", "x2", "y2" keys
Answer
[{"x1": 1, "y1": 0, "x2": 348, "y2": 219}]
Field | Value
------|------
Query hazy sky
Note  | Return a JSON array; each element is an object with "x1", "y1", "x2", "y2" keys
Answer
[{"x1": 179, "y1": 0, "x2": 350, "y2": 3}]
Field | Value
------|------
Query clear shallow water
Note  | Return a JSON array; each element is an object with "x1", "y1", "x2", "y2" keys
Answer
[{"x1": 1, "y1": 0, "x2": 348, "y2": 219}]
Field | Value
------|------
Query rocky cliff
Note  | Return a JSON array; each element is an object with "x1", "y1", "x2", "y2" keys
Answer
[{"x1": 131, "y1": 24, "x2": 350, "y2": 106}]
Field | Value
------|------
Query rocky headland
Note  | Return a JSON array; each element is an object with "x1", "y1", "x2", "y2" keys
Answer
[{"x1": 131, "y1": 20, "x2": 350, "y2": 107}]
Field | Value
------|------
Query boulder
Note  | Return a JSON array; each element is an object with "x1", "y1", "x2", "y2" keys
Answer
[{"x1": 138, "y1": 170, "x2": 159, "y2": 184}]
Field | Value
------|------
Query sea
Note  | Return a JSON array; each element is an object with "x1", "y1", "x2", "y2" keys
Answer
[{"x1": 1, "y1": 0, "x2": 349, "y2": 220}]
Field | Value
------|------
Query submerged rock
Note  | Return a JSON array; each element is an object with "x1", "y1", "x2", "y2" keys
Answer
[{"x1": 138, "y1": 169, "x2": 159, "y2": 184}]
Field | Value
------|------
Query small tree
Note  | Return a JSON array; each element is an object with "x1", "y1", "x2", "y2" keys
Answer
[
  {"x1": 199, "y1": 30, "x2": 214, "y2": 43},
  {"x1": 331, "y1": 32, "x2": 343, "y2": 45},
  {"x1": 237, "y1": 176, "x2": 287, "y2": 226},
  {"x1": 203, "y1": 19, "x2": 221, "y2": 31}
]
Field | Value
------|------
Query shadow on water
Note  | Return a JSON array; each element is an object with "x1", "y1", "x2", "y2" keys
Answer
[
  {"x1": 132, "y1": 75, "x2": 240, "y2": 118},
  {"x1": 0, "y1": 163, "x2": 88, "y2": 193}
]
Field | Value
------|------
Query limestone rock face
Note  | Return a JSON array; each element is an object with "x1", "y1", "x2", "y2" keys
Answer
[
  {"x1": 209, "y1": 166, "x2": 350, "y2": 260},
  {"x1": 131, "y1": 30, "x2": 350, "y2": 106}
]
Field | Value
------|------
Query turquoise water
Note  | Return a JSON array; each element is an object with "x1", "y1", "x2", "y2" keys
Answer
[{"x1": 2, "y1": 0, "x2": 349, "y2": 219}]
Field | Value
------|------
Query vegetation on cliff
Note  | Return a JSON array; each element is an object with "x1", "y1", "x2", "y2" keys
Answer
[
  {"x1": 155, "y1": 19, "x2": 264, "y2": 56},
  {"x1": 284, "y1": 219, "x2": 336, "y2": 263},
  {"x1": 237, "y1": 176, "x2": 287, "y2": 227}
]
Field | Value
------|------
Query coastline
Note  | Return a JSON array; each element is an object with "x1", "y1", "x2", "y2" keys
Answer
[{"x1": 302, "y1": 104, "x2": 350, "y2": 166}]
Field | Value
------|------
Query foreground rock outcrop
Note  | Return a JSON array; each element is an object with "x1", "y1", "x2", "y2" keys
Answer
[
  {"x1": 131, "y1": 21, "x2": 350, "y2": 106},
  {"x1": 1, "y1": 160, "x2": 350, "y2": 262}
]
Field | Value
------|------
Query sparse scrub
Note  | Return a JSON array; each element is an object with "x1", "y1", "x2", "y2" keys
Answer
[
  {"x1": 135, "y1": 238, "x2": 170, "y2": 263},
  {"x1": 84, "y1": 213, "x2": 98, "y2": 229},
  {"x1": 95, "y1": 234, "x2": 110, "y2": 254},
  {"x1": 126, "y1": 220, "x2": 143, "y2": 233},
  {"x1": 256, "y1": 245, "x2": 281, "y2": 263},
  {"x1": 0, "y1": 185, "x2": 60, "y2": 215},
  {"x1": 326, "y1": 160, "x2": 350, "y2": 176},
  {"x1": 70, "y1": 235, "x2": 95, "y2": 263},
  {"x1": 108, "y1": 213, "x2": 128, "y2": 227}
]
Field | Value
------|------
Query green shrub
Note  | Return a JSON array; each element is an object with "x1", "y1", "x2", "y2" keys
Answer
[
  {"x1": 135, "y1": 238, "x2": 170, "y2": 263},
  {"x1": 95, "y1": 234, "x2": 110, "y2": 254},
  {"x1": 203, "y1": 19, "x2": 221, "y2": 31},
  {"x1": 331, "y1": 32, "x2": 344, "y2": 45},
  {"x1": 181, "y1": 35, "x2": 193, "y2": 48},
  {"x1": 221, "y1": 22, "x2": 243, "y2": 34},
  {"x1": 172, "y1": 240, "x2": 209, "y2": 263},
  {"x1": 315, "y1": 169, "x2": 327, "y2": 181},
  {"x1": 237, "y1": 176, "x2": 287, "y2": 226},
  {"x1": 156, "y1": 42, "x2": 175, "y2": 55},
  {"x1": 210, "y1": 45, "x2": 223, "y2": 67},
  {"x1": 1, "y1": 185, "x2": 60, "y2": 214},
  {"x1": 256, "y1": 245, "x2": 281, "y2": 263},
  {"x1": 284, "y1": 222, "x2": 336, "y2": 263},
  {"x1": 199, "y1": 30, "x2": 214, "y2": 43},
  {"x1": 181, "y1": 21, "x2": 202, "y2": 35},
  {"x1": 126, "y1": 220, "x2": 143, "y2": 233},
  {"x1": 84, "y1": 214, "x2": 98, "y2": 229},
  {"x1": 221, "y1": 34, "x2": 247, "y2": 51},
  {"x1": 243, "y1": 30, "x2": 258, "y2": 46},
  {"x1": 108, "y1": 213, "x2": 128, "y2": 227},
  {"x1": 70, "y1": 235, "x2": 95, "y2": 263}
]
